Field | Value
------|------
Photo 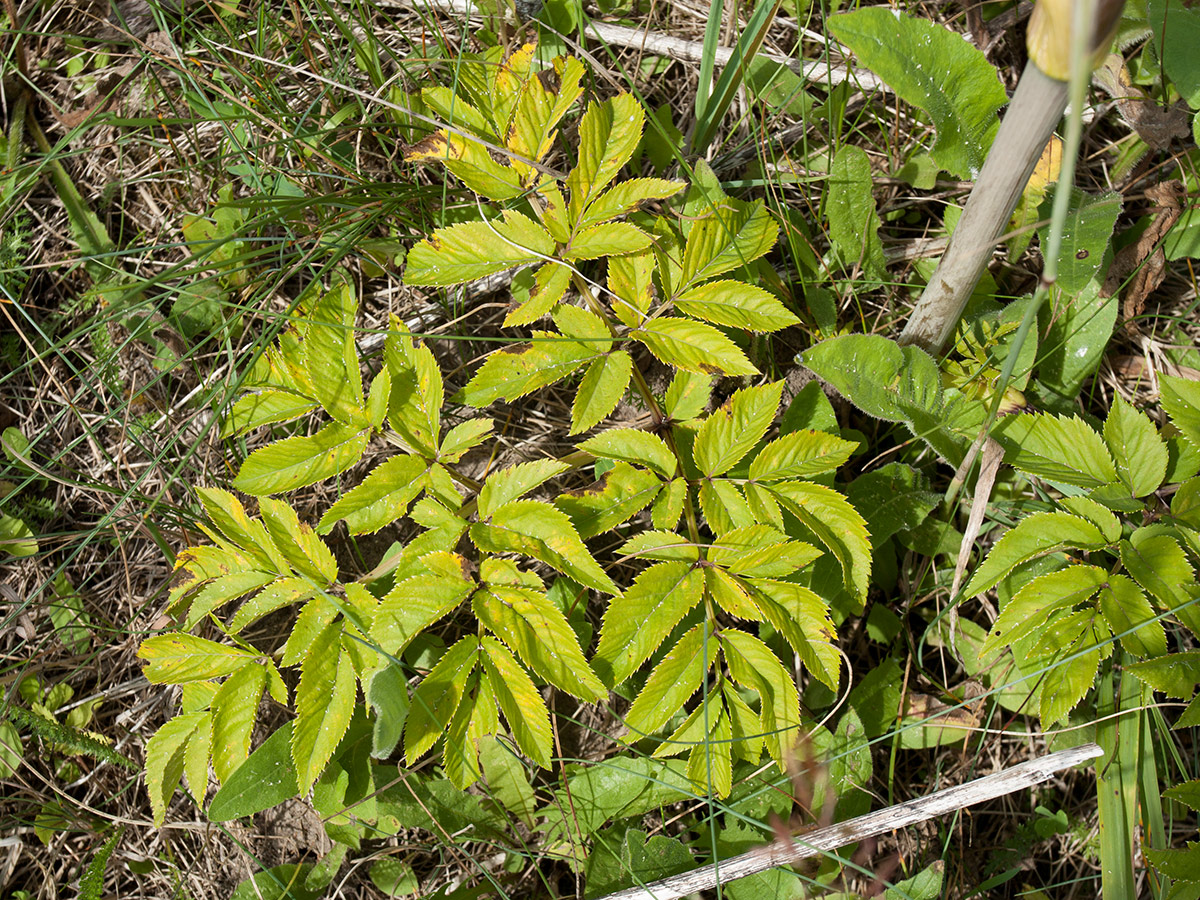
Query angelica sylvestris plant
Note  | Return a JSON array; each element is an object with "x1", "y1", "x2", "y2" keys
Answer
[{"x1": 138, "y1": 42, "x2": 872, "y2": 825}]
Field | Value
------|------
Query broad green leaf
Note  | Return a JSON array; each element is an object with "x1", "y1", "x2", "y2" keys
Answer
[
  {"x1": 545, "y1": 758, "x2": 692, "y2": 836},
  {"x1": 994, "y1": 413, "x2": 1118, "y2": 488},
  {"x1": 210, "y1": 662, "x2": 267, "y2": 782},
  {"x1": 208, "y1": 723, "x2": 300, "y2": 821},
  {"x1": 625, "y1": 623, "x2": 715, "y2": 736},
  {"x1": 555, "y1": 462, "x2": 662, "y2": 538},
  {"x1": 567, "y1": 93, "x2": 644, "y2": 220},
  {"x1": 317, "y1": 454, "x2": 430, "y2": 535},
  {"x1": 1149, "y1": 0, "x2": 1200, "y2": 108},
  {"x1": 749, "y1": 579, "x2": 841, "y2": 689},
  {"x1": 827, "y1": 145, "x2": 886, "y2": 281},
  {"x1": 405, "y1": 635, "x2": 480, "y2": 763},
  {"x1": 1037, "y1": 281, "x2": 1120, "y2": 399},
  {"x1": 571, "y1": 351, "x2": 633, "y2": 435},
  {"x1": 145, "y1": 712, "x2": 206, "y2": 825},
  {"x1": 721, "y1": 628, "x2": 801, "y2": 767},
  {"x1": 479, "y1": 735, "x2": 537, "y2": 826},
  {"x1": 372, "y1": 574, "x2": 475, "y2": 657},
  {"x1": 366, "y1": 663, "x2": 409, "y2": 759},
  {"x1": 749, "y1": 429, "x2": 857, "y2": 482},
  {"x1": 768, "y1": 481, "x2": 872, "y2": 602},
  {"x1": 384, "y1": 325, "x2": 442, "y2": 455},
  {"x1": 139, "y1": 634, "x2": 258, "y2": 684},
  {"x1": 593, "y1": 561, "x2": 704, "y2": 686},
  {"x1": 693, "y1": 382, "x2": 783, "y2": 477},
  {"x1": 233, "y1": 422, "x2": 370, "y2": 496},
  {"x1": 472, "y1": 585, "x2": 606, "y2": 701},
  {"x1": 984, "y1": 566, "x2": 1107, "y2": 652},
  {"x1": 1035, "y1": 189, "x2": 1122, "y2": 294},
  {"x1": 1100, "y1": 575, "x2": 1167, "y2": 659},
  {"x1": 618, "y1": 530, "x2": 700, "y2": 563},
  {"x1": 478, "y1": 459, "x2": 570, "y2": 520},
  {"x1": 1161, "y1": 374, "x2": 1200, "y2": 450},
  {"x1": 303, "y1": 282, "x2": 364, "y2": 424},
  {"x1": 673, "y1": 280, "x2": 800, "y2": 332},
  {"x1": 576, "y1": 177, "x2": 686, "y2": 231},
  {"x1": 0, "y1": 514, "x2": 36, "y2": 558},
  {"x1": 1128, "y1": 651, "x2": 1200, "y2": 697},
  {"x1": 1145, "y1": 845, "x2": 1200, "y2": 882},
  {"x1": 258, "y1": 498, "x2": 339, "y2": 584},
  {"x1": 679, "y1": 200, "x2": 778, "y2": 289},
  {"x1": 709, "y1": 527, "x2": 821, "y2": 578},
  {"x1": 963, "y1": 512, "x2": 1107, "y2": 597},
  {"x1": 564, "y1": 222, "x2": 652, "y2": 260},
  {"x1": 826, "y1": 8, "x2": 1007, "y2": 179},
  {"x1": 457, "y1": 333, "x2": 600, "y2": 407},
  {"x1": 883, "y1": 862, "x2": 944, "y2": 900},
  {"x1": 291, "y1": 625, "x2": 357, "y2": 793},
  {"x1": 229, "y1": 865, "x2": 320, "y2": 900},
  {"x1": 480, "y1": 637, "x2": 552, "y2": 768},
  {"x1": 404, "y1": 211, "x2": 554, "y2": 286},
  {"x1": 845, "y1": 463, "x2": 940, "y2": 547},
  {"x1": 407, "y1": 130, "x2": 525, "y2": 201},
  {"x1": 472, "y1": 499, "x2": 618, "y2": 594},
  {"x1": 664, "y1": 370, "x2": 713, "y2": 422},
  {"x1": 195, "y1": 488, "x2": 289, "y2": 574},
  {"x1": 1100, "y1": 401, "x2": 1165, "y2": 501},
  {"x1": 581, "y1": 428, "x2": 676, "y2": 478}
]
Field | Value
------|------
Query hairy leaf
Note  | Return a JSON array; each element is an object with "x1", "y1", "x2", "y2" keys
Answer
[
  {"x1": 1100, "y1": 575, "x2": 1167, "y2": 659},
  {"x1": 708, "y1": 525, "x2": 821, "y2": 577},
  {"x1": 1161, "y1": 374, "x2": 1200, "y2": 450},
  {"x1": 984, "y1": 566, "x2": 1107, "y2": 653},
  {"x1": 827, "y1": 145, "x2": 886, "y2": 281},
  {"x1": 618, "y1": 530, "x2": 700, "y2": 563},
  {"x1": 721, "y1": 629, "x2": 801, "y2": 768},
  {"x1": 577, "y1": 178, "x2": 686, "y2": 232},
  {"x1": 565, "y1": 222, "x2": 652, "y2": 260}
]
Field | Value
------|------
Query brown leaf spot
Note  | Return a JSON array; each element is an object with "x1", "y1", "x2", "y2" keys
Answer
[{"x1": 562, "y1": 469, "x2": 612, "y2": 497}]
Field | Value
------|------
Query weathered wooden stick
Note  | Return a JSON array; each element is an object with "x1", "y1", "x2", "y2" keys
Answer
[{"x1": 597, "y1": 743, "x2": 1103, "y2": 900}]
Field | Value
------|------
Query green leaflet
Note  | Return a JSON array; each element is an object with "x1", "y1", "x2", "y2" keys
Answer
[
  {"x1": 749, "y1": 578, "x2": 840, "y2": 690},
  {"x1": 144, "y1": 712, "x2": 207, "y2": 825},
  {"x1": 576, "y1": 177, "x2": 686, "y2": 232},
  {"x1": 1127, "y1": 651, "x2": 1200, "y2": 698},
  {"x1": 678, "y1": 199, "x2": 778, "y2": 290},
  {"x1": 707, "y1": 525, "x2": 821, "y2": 577},
  {"x1": 292, "y1": 623, "x2": 357, "y2": 793},
  {"x1": 555, "y1": 462, "x2": 662, "y2": 538},
  {"x1": 993, "y1": 413, "x2": 1118, "y2": 488},
  {"x1": 1161, "y1": 374, "x2": 1200, "y2": 450},
  {"x1": 748, "y1": 429, "x2": 857, "y2": 482},
  {"x1": 720, "y1": 629, "x2": 801, "y2": 769},
  {"x1": 826, "y1": 145, "x2": 886, "y2": 282},
  {"x1": 258, "y1": 498, "x2": 339, "y2": 584},
  {"x1": 506, "y1": 262, "x2": 572, "y2": 328},
  {"x1": 673, "y1": 280, "x2": 799, "y2": 333},
  {"x1": 139, "y1": 634, "x2": 258, "y2": 684},
  {"x1": 472, "y1": 585, "x2": 606, "y2": 701},
  {"x1": 567, "y1": 93, "x2": 645, "y2": 222},
  {"x1": 633, "y1": 317, "x2": 758, "y2": 377},
  {"x1": 1103, "y1": 397, "x2": 1168, "y2": 498},
  {"x1": 767, "y1": 480, "x2": 872, "y2": 603},
  {"x1": 1036, "y1": 616, "x2": 1107, "y2": 725},
  {"x1": 580, "y1": 429, "x2": 676, "y2": 478},
  {"x1": 625, "y1": 623, "x2": 715, "y2": 738},
  {"x1": 304, "y1": 282, "x2": 364, "y2": 425},
  {"x1": 372, "y1": 574, "x2": 475, "y2": 658},
  {"x1": 407, "y1": 131, "x2": 525, "y2": 202},
  {"x1": 593, "y1": 561, "x2": 704, "y2": 687},
  {"x1": 385, "y1": 325, "x2": 443, "y2": 456},
  {"x1": 210, "y1": 662, "x2": 267, "y2": 782},
  {"x1": 619, "y1": 531, "x2": 700, "y2": 563},
  {"x1": 608, "y1": 249, "x2": 656, "y2": 327},
  {"x1": 1100, "y1": 574, "x2": 1167, "y2": 658},
  {"x1": 196, "y1": 488, "x2": 290, "y2": 574},
  {"x1": 457, "y1": 333, "x2": 601, "y2": 407},
  {"x1": 471, "y1": 499, "x2": 618, "y2": 595},
  {"x1": 480, "y1": 636, "x2": 552, "y2": 768},
  {"x1": 477, "y1": 459, "x2": 571, "y2": 520},
  {"x1": 233, "y1": 422, "x2": 370, "y2": 496},
  {"x1": 404, "y1": 211, "x2": 555, "y2": 286},
  {"x1": 984, "y1": 566, "x2": 1108, "y2": 653},
  {"x1": 964, "y1": 511, "x2": 1109, "y2": 597},
  {"x1": 693, "y1": 382, "x2": 783, "y2": 477},
  {"x1": 564, "y1": 222, "x2": 652, "y2": 260},
  {"x1": 571, "y1": 351, "x2": 632, "y2": 435},
  {"x1": 317, "y1": 454, "x2": 431, "y2": 535},
  {"x1": 826, "y1": 8, "x2": 1006, "y2": 179},
  {"x1": 405, "y1": 635, "x2": 480, "y2": 764},
  {"x1": 208, "y1": 723, "x2": 300, "y2": 821}
]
